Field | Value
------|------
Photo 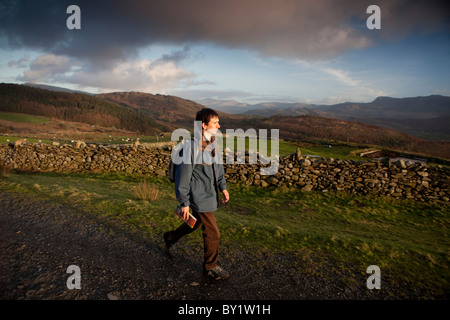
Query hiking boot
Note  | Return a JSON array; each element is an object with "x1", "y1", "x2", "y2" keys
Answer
[
  {"x1": 204, "y1": 266, "x2": 230, "y2": 280},
  {"x1": 163, "y1": 232, "x2": 173, "y2": 253}
]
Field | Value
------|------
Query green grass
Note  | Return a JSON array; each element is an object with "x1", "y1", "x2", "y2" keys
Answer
[
  {"x1": 220, "y1": 137, "x2": 296, "y2": 157},
  {"x1": 0, "y1": 134, "x2": 172, "y2": 146},
  {"x1": 79, "y1": 134, "x2": 173, "y2": 144},
  {"x1": 1, "y1": 171, "x2": 448, "y2": 297},
  {"x1": 219, "y1": 137, "x2": 362, "y2": 159},
  {"x1": 299, "y1": 144, "x2": 363, "y2": 160},
  {"x1": 0, "y1": 134, "x2": 173, "y2": 146},
  {"x1": 0, "y1": 112, "x2": 51, "y2": 124},
  {"x1": 0, "y1": 136, "x2": 59, "y2": 145}
]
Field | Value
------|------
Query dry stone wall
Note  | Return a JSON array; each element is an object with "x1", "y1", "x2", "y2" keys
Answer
[{"x1": 0, "y1": 142, "x2": 448, "y2": 203}]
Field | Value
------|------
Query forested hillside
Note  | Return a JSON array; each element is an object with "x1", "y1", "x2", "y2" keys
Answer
[{"x1": 0, "y1": 84, "x2": 167, "y2": 134}]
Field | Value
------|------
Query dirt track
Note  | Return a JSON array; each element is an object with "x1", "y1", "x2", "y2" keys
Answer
[{"x1": 0, "y1": 192, "x2": 438, "y2": 301}]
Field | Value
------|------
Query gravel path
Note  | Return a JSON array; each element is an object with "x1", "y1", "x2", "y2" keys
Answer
[{"x1": 0, "y1": 191, "x2": 438, "y2": 301}]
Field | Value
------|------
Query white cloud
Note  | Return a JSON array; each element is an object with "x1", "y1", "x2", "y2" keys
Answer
[
  {"x1": 321, "y1": 67, "x2": 387, "y2": 100},
  {"x1": 72, "y1": 59, "x2": 195, "y2": 93},
  {"x1": 14, "y1": 53, "x2": 197, "y2": 94},
  {"x1": 17, "y1": 54, "x2": 72, "y2": 82},
  {"x1": 322, "y1": 68, "x2": 360, "y2": 87},
  {"x1": 8, "y1": 56, "x2": 30, "y2": 68}
]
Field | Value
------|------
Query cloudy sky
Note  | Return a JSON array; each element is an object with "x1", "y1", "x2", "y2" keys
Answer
[{"x1": 0, "y1": 0, "x2": 449, "y2": 104}]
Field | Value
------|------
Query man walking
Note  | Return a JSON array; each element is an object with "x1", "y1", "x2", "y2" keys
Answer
[{"x1": 164, "y1": 108, "x2": 230, "y2": 280}]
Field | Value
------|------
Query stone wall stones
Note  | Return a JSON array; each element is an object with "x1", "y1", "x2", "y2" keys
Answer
[{"x1": 1, "y1": 142, "x2": 448, "y2": 203}]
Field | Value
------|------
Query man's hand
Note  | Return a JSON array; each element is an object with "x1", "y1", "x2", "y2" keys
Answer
[
  {"x1": 181, "y1": 206, "x2": 190, "y2": 221},
  {"x1": 222, "y1": 189, "x2": 230, "y2": 203}
]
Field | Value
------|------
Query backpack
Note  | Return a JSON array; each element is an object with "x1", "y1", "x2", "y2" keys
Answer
[
  {"x1": 168, "y1": 156, "x2": 177, "y2": 183},
  {"x1": 168, "y1": 139, "x2": 193, "y2": 183}
]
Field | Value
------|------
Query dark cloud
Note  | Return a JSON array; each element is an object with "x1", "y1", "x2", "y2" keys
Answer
[
  {"x1": 159, "y1": 47, "x2": 191, "y2": 64},
  {"x1": 17, "y1": 54, "x2": 72, "y2": 82},
  {"x1": 1, "y1": 0, "x2": 448, "y2": 66}
]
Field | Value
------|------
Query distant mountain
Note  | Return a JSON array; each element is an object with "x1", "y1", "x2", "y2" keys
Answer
[
  {"x1": 197, "y1": 98, "x2": 251, "y2": 114},
  {"x1": 201, "y1": 95, "x2": 450, "y2": 140},
  {"x1": 314, "y1": 95, "x2": 450, "y2": 119},
  {"x1": 316, "y1": 96, "x2": 450, "y2": 140},
  {"x1": 199, "y1": 98, "x2": 318, "y2": 116},
  {"x1": 204, "y1": 95, "x2": 450, "y2": 118}
]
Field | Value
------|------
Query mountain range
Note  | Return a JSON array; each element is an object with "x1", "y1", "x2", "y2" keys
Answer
[{"x1": 199, "y1": 95, "x2": 450, "y2": 140}]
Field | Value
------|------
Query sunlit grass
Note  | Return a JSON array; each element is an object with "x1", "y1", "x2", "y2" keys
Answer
[{"x1": 133, "y1": 180, "x2": 160, "y2": 201}]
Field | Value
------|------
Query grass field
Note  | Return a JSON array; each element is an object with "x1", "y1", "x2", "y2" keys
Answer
[
  {"x1": 0, "y1": 133, "x2": 366, "y2": 160},
  {"x1": 0, "y1": 112, "x2": 51, "y2": 124},
  {"x1": 0, "y1": 134, "x2": 172, "y2": 146},
  {"x1": 1, "y1": 170, "x2": 448, "y2": 297}
]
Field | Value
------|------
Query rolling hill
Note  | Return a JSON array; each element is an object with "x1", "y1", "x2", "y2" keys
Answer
[
  {"x1": 0, "y1": 83, "x2": 167, "y2": 135},
  {"x1": 97, "y1": 91, "x2": 247, "y2": 132}
]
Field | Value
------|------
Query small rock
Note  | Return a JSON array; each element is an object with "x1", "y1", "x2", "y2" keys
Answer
[
  {"x1": 300, "y1": 159, "x2": 311, "y2": 167},
  {"x1": 267, "y1": 176, "x2": 279, "y2": 185},
  {"x1": 14, "y1": 139, "x2": 27, "y2": 148},
  {"x1": 395, "y1": 159, "x2": 406, "y2": 168},
  {"x1": 107, "y1": 293, "x2": 120, "y2": 300},
  {"x1": 417, "y1": 171, "x2": 429, "y2": 177},
  {"x1": 156, "y1": 169, "x2": 166, "y2": 176},
  {"x1": 75, "y1": 140, "x2": 86, "y2": 149},
  {"x1": 260, "y1": 180, "x2": 269, "y2": 187},
  {"x1": 295, "y1": 148, "x2": 302, "y2": 160}
]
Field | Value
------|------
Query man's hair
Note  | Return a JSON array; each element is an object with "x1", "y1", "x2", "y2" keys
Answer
[{"x1": 196, "y1": 108, "x2": 219, "y2": 125}]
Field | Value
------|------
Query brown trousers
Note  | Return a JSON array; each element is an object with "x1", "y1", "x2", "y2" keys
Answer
[{"x1": 165, "y1": 210, "x2": 220, "y2": 271}]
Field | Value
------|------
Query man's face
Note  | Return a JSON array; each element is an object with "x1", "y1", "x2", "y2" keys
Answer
[{"x1": 203, "y1": 116, "x2": 220, "y2": 135}]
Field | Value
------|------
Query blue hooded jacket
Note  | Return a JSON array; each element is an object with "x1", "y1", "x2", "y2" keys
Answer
[{"x1": 174, "y1": 138, "x2": 227, "y2": 212}]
